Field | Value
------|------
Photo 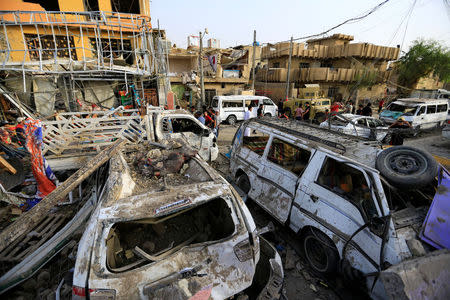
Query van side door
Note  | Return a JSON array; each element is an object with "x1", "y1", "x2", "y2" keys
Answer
[
  {"x1": 256, "y1": 137, "x2": 313, "y2": 223},
  {"x1": 422, "y1": 104, "x2": 437, "y2": 129},
  {"x1": 291, "y1": 153, "x2": 385, "y2": 273}
]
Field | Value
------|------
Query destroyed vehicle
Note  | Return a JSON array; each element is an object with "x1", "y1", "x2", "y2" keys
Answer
[
  {"x1": 73, "y1": 140, "x2": 283, "y2": 299},
  {"x1": 319, "y1": 113, "x2": 388, "y2": 141},
  {"x1": 229, "y1": 118, "x2": 448, "y2": 299},
  {"x1": 150, "y1": 108, "x2": 219, "y2": 161}
]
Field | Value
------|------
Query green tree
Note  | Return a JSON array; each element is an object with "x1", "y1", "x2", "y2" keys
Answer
[{"x1": 397, "y1": 39, "x2": 450, "y2": 95}]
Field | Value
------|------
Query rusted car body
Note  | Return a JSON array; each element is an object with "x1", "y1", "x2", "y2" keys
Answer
[{"x1": 72, "y1": 141, "x2": 279, "y2": 299}]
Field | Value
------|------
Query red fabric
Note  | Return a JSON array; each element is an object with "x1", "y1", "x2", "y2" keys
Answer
[
  {"x1": 330, "y1": 104, "x2": 340, "y2": 112},
  {"x1": 25, "y1": 119, "x2": 56, "y2": 197}
]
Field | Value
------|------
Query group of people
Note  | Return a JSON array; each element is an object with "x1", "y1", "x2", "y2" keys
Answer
[{"x1": 194, "y1": 106, "x2": 221, "y2": 137}]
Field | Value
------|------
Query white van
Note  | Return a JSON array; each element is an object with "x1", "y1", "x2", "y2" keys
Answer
[
  {"x1": 211, "y1": 95, "x2": 278, "y2": 125},
  {"x1": 379, "y1": 98, "x2": 448, "y2": 130}
]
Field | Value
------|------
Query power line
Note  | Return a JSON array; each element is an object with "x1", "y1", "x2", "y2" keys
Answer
[{"x1": 400, "y1": 0, "x2": 417, "y2": 52}]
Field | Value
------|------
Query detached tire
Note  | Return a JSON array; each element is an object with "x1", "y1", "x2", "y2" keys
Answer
[
  {"x1": 376, "y1": 146, "x2": 438, "y2": 188},
  {"x1": 303, "y1": 228, "x2": 339, "y2": 275}
]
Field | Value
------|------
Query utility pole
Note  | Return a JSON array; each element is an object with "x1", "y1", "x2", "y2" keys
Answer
[
  {"x1": 199, "y1": 32, "x2": 205, "y2": 109},
  {"x1": 285, "y1": 36, "x2": 293, "y2": 101},
  {"x1": 251, "y1": 30, "x2": 257, "y2": 92}
]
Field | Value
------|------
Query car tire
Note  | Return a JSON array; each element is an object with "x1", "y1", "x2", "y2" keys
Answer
[
  {"x1": 236, "y1": 173, "x2": 251, "y2": 194},
  {"x1": 264, "y1": 113, "x2": 271, "y2": 117},
  {"x1": 227, "y1": 115, "x2": 237, "y2": 126},
  {"x1": 302, "y1": 228, "x2": 339, "y2": 274},
  {"x1": 375, "y1": 146, "x2": 438, "y2": 188}
]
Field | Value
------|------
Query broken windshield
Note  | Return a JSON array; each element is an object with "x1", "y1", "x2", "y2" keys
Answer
[
  {"x1": 106, "y1": 198, "x2": 235, "y2": 272},
  {"x1": 388, "y1": 103, "x2": 418, "y2": 115}
]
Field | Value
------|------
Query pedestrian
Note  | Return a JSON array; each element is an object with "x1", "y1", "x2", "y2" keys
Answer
[
  {"x1": 295, "y1": 104, "x2": 304, "y2": 121},
  {"x1": 330, "y1": 101, "x2": 341, "y2": 116},
  {"x1": 257, "y1": 104, "x2": 264, "y2": 118},
  {"x1": 389, "y1": 117, "x2": 411, "y2": 145},
  {"x1": 344, "y1": 101, "x2": 353, "y2": 114},
  {"x1": 356, "y1": 104, "x2": 364, "y2": 115},
  {"x1": 204, "y1": 111, "x2": 214, "y2": 128},
  {"x1": 362, "y1": 102, "x2": 372, "y2": 116},
  {"x1": 378, "y1": 99, "x2": 385, "y2": 114},
  {"x1": 195, "y1": 111, "x2": 205, "y2": 125},
  {"x1": 324, "y1": 109, "x2": 329, "y2": 120},
  {"x1": 244, "y1": 106, "x2": 253, "y2": 136},
  {"x1": 214, "y1": 110, "x2": 221, "y2": 137},
  {"x1": 278, "y1": 100, "x2": 284, "y2": 116},
  {"x1": 303, "y1": 102, "x2": 311, "y2": 121}
]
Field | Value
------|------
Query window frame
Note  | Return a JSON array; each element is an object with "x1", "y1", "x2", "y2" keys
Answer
[
  {"x1": 426, "y1": 105, "x2": 437, "y2": 114},
  {"x1": 242, "y1": 126, "x2": 271, "y2": 157},
  {"x1": 314, "y1": 156, "x2": 380, "y2": 222},
  {"x1": 265, "y1": 137, "x2": 312, "y2": 177}
]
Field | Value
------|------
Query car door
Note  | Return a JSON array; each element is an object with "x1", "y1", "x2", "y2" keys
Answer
[
  {"x1": 293, "y1": 153, "x2": 385, "y2": 273},
  {"x1": 255, "y1": 137, "x2": 313, "y2": 223},
  {"x1": 354, "y1": 118, "x2": 370, "y2": 138},
  {"x1": 161, "y1": 116, "x2": 203, "y2": 150},
  {"x1": 422, "y1": 105, "x2": 437, "y2": 129}
]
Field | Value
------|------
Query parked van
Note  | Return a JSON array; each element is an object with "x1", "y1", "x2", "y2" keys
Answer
[
  {"x1": 229, "y1": 118, "x2": 447, "y2": 299},
  {"x1": 379, "y1": 98, "x2": 448, "y2": 130},
  {"x1": 211, "y1": 95, "x2": 278, "y2": 125}
]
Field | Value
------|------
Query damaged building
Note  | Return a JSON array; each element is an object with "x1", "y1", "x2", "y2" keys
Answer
[
  {"x1": 0, "y1": 0, "x2": 169, "y2": 120},
  {"x1": 255, "y1": 34, "x2": 400, "y2": 104},
  {"x1": 167, "y1": 43, "x2": 261, "y2": 106}
]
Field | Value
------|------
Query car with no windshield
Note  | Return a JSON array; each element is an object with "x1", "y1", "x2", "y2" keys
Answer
[
  {"x1": 72, "y1": 140, "x2": 283, "y2": 299},
  {"x1": 229, "y1": 118, "x2": 448, "y2": 298}
]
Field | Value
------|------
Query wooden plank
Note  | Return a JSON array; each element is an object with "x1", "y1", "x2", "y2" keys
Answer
[
  {"x1": 0, "y1": 156, "x2": 17, "y2": 174},
  {"x1": 0, "y1": 139, "x2": 126, "y2": 253}
]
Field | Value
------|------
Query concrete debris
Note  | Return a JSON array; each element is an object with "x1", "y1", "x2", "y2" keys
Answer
[
  {"x1": 284, "y1": 247, "x2": 297, "y2": 270},
  {"x1": 406, "y1": 239, "x2": 427, "y2": 257}
]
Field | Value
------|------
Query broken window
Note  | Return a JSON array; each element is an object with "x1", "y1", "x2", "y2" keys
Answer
[
  {"x1": 111, "y1": 0, "x2": 140, "y2": 14},
  {"x1": 23, "y1": 0, "x2": 60, "y2": 11},
  {"x1": 25, "y1": 34, "x2": 77, "y2": 61},
  {"x1": 426, "y1": 105, "x2": 436, "y2": 114},
  {"x1": 267, "y1": 138, "x2": 311, "y2": 176},
  {"x1": 169, "y1": 117, "x2": 203, "y2": 135},
  {"x1": 106, "y1": 198, "x2": 235, "y2": 272},
  {"x1": 437, "y1": 104, "x2": 447, "y2": 113},
  {"x1": 89, "y1": 38, "x2": 133, "y2": 65},
  {"x1": 317, "y1": 157, "x2": 377, "y2": 219},
  {"x1": 243, "y1": 129, "x2": 269, "y2": 156}
]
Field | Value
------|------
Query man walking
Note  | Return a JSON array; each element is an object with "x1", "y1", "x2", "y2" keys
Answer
[{"x1": 362, "y1": 102, "x2": 373, "y2": 116}]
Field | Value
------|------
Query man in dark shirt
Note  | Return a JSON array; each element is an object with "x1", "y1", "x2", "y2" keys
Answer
[
  {"x1": 362, "y1": 103, "x2": 372, "y2": 116},
  {"x1": 303, "y1": 102, "x2": 311, "y2": 121},
  {"x1": 257, "y1": 104, "x2": 264, "y2": 118},
  {"x1": 356, "y1": 104, "x2": 364, "y2": 115}
]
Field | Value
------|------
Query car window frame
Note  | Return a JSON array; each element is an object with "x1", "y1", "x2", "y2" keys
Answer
[{"x1": 313, "y1": 156, "x2": 381, "y2": 223}]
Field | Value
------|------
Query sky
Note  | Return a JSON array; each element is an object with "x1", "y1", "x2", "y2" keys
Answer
[{"x1": 150, "y1": 0, "x2": 450, "y2": 53}]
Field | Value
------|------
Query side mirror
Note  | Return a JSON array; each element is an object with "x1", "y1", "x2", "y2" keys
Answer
[{"x1": 202, "y1": 128, "x2": 210, "y2": 136}]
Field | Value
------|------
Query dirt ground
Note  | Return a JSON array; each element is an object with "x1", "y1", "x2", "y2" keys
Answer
[{"x1": 213, "y1": 122, "x2": 450, "y2": 300}]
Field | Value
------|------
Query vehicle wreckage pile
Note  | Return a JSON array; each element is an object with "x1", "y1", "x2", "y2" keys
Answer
[{"x1": 0, "y1": 110, "x2": 449, "y2": 300}]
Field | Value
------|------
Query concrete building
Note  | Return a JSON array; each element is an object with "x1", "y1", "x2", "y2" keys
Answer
[
  {"x1": 0, "y1": 0, "x2": 165, "y2": 118},
  {"x1": 167, "y1": 44, "x2": 261, "y2": 106},
  {"x1": 255, "y1": 34, "x2": 400, "y2": 104}
]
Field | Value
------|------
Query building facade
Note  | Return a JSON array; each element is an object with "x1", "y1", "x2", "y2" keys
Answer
[
  {"x1": 0, "y1": 0, "x2": 164, "y2": 118},
  {"x1": 255, "y1": 34, "x2": 400, "y2": 104}
]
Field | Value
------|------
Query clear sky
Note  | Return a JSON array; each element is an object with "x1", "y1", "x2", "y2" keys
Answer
[{"x1": 150, "y1": 0, "x2": 450, "y2": 53}]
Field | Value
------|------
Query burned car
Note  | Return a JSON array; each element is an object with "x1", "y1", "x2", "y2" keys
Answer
[
  {"x1": 229, "y1": 118, "x2": 449, "y2": 299},
  {"x1": 72, "y1": 140, "x2": 282, "y2": 299}
]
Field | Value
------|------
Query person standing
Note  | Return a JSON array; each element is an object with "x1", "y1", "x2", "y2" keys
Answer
[
  {"x1": 356, "y1": 104, "x2": 364, "y2": 115},
  {"x1": 344, "y1": 101, "x2": 353, "y2": 114},
  {"x1": 295, "y1": 104, "x2": 304, "y2": 121},
  {"x1": 378, "y1": 99, "x2": 385, "y2": 114},
  {"x1": 389, "y1": 117, "x2": 411, "y2": 145},
  {"x1": 196, "y1": 111, "x2": 205, "y2": 125},
  {"x1": 362, "y1": 103, "x2": 373, "y2": 116},
  {"x1": 244, "y1": 106, "x2": 253, "y2": 136},
  {"x1": 303, "y1": 102, "x2": 311, "y2": 121},
  {"x1": 213, "y1": 110, "x2": 221, "y2": 137},
  {"x1": 257, "y1": 104, "x2": 264, "y2": 118},
  {"x1": 278, "y1": 100, "x2": 284, "y2": 116},
  {"x1": 330, "y1": 101, "x2": 341, "y2": 116}
]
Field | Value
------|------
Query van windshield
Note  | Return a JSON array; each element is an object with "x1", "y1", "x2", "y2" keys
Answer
[
  {"x1": 212, "y1": 99, "x2": 218, "y2": 107},
  {"x1": 388, "y1": 103, "x2": 418, "y2": 115}
]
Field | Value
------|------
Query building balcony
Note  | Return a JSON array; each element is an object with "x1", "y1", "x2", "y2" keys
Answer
[{"x1": 255, "y1": 67, "x2": 391, "y2": 83}]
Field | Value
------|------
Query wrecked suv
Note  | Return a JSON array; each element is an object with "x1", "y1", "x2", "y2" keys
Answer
[
  {"x1": 72, "y1": 140, "x2": 281, "y2": 299},
  {"x1": 230, "y1": 118, "x2": 448, "y2": 298}
]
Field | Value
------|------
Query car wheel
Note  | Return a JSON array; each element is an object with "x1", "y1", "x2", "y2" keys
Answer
[
  {"x1": 375, "y1": 146, "x2": 438, "y2": 188},
  {"x1": 264, "y1": 113, "x2": 271, "y2": 117},
  {"x1": 236, "y1": 173, "x2": 251, "y2": 194},
  {"x1": 303, "y1": 228, "x2": 339, "y2": 274},
  {"x1": 227, "y1": 115, "x2": 237, "y2": 125}
]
